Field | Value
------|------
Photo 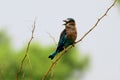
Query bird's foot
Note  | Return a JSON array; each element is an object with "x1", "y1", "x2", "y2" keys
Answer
[
  {"x1": 63, "y1": 47, "x2": 67, "y2": 53},
  {"x1": 72, "y1": 44, "x2": 75, "y2": 47}
]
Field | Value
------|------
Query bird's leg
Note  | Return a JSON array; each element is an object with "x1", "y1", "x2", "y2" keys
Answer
[
  {"x1": 63, "y1": 47, "x2": 67, "y2": 53},
  {"x1": 72, "y1": 44, "x2": 75, "y2": 47},
  {"x1": 72, "y1": 42, "x2": 76, "y2": 47}
]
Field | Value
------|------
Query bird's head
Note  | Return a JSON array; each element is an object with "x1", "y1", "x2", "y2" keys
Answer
[{"x1": 63, "y1": 18, "x2": 75, "y2": 27}]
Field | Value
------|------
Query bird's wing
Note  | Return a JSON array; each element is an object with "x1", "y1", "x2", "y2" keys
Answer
[
  {"x1": 57, "y1": 29, "x2": 67, "y2": 51},
  {"x1": 59, "y1": 29, "x2": 67, "y2": 44}
]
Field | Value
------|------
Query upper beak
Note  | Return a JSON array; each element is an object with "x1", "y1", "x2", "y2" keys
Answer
[{"x1": 63, "y1": 20, "x2": 67, "y2": 22}]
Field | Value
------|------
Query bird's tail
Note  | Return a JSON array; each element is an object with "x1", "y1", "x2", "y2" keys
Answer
[{"x1": 48, "y1": 51, "x2": 58, "y2": 60}]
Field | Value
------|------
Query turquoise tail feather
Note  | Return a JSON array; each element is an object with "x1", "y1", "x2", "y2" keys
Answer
[{"x1": 48, "y1": 51, "x2": 58, "y2": 60}]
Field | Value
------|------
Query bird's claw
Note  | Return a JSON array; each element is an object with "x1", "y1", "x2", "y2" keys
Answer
[
  {"x1": 63, "y1": 47, "x2": 67, "y2": 52},
  {"x1": 72, "y1": 44, "x2": 75, "y2": 47}
]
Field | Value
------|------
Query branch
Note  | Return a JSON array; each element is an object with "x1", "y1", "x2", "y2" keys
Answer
[
  {"x1": 42, "y1": 0, "x2": 117, "y2": 80},
  {"x1": 16, "y1": 18, "x2": 36, "y2": 80},
  {"x1": 76, "y1": 0, "x2": 117, "y2": 43},
  {"x1": 47, "y1": 32, "x2": 57, "y2": 45}
]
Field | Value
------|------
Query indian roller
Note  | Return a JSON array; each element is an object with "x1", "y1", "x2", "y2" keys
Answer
[{"x1": 48, "y1": 18, "x2": 77, "y2": 60}]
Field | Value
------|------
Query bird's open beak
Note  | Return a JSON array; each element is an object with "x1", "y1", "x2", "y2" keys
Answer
[
  {"x1": 63, "y1": 20, "x2": 66, "y2": 25},
  {"x1": 63, "y1": 20, "x2": 68, "y2": 25}
]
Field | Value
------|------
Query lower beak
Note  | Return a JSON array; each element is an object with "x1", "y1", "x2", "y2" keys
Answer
[{"x1": 63, "y1": 23, "x2": 66, "y2": 25}]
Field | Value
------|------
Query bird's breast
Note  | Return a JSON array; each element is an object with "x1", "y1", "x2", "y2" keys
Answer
[{"x1": 66, "y1": 29, "x2": 77, "y2": 41}]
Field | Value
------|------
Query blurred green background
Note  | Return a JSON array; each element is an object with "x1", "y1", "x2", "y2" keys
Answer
[
  {"x1": 118, "y1": 0, "x2": 120, "y2": 3},
  {"x1": 0, "y1": 31, "x2": 90, "y2": 80}
]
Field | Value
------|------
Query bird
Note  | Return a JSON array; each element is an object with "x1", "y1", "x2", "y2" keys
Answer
[{"x1": 48, "y1": 18, "x2": 77, "y2": 60}]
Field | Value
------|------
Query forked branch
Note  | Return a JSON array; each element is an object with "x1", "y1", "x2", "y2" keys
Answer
[{"x1": 16, "y1": 18, "x2": 36, "y2": 80}]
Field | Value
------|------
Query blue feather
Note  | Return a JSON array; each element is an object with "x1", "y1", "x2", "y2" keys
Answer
[{"x1": 48, "y1": 51, "x2": 57, "y2": 60}]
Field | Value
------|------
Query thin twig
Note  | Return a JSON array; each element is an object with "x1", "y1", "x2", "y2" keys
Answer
[
  {"x1": 47, "y1": 32, "x2": 57, "y2": 45},
  {"x1": 42, "y1": 0, "x2": 117, "y2": 80},
  {"x1": 16, "y1": 18, "x2": 36, "y2": 80},
  {"x1": 75, "y1": 0, "x2": 117, "y2": 43},
  {"x1": 49, "y1": 61, "x2": 56, "y2": 80}
]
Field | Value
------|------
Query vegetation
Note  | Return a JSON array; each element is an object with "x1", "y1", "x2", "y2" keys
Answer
[{"x1": 0, "y1": 31, "x2": 90, "y2": 80}]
